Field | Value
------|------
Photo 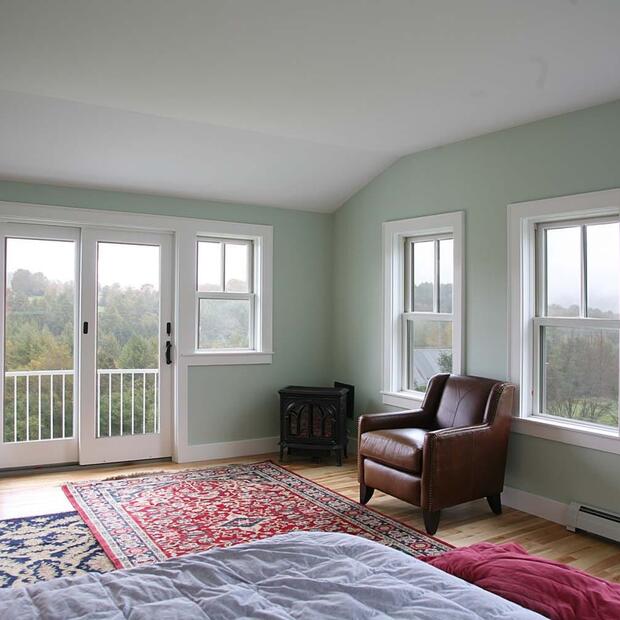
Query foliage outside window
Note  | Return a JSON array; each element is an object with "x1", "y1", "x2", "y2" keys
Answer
[
  {"x1": 3, "y1": 239, "x2": 160, "y2": 442},
  {"x1": 534, "y1": 218, "x2": 619, "y2": 429},
  {"x1": 196, "y1": 238, "x2": 254, "y2": 350},
  {"x1": 404, "y1": 235, "x2": 454, "y2": 393}
]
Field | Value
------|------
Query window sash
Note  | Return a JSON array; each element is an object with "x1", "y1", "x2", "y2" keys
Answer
[
  {"x1": 195, "y1": 237, "x2": 256, "y2": 351},
  {"x1": 535, "y1": 216, "x2": 619, "y2": 319},
  {"x1": 532, "y1": 314, "x2": 620, "y2": 431},
  {"x1": 402, "y1": 314, "x2": 454, "y2": 394},
  {"x1": 532, "y1": 318, "x2": 620, "y2": 398},
  {"x1": 404, "y1": 234, "x2": 452, "y2": 314},
  {"x1": 196, "y1": 237, "x2": 254, "y2": 294},
  {"x1": 195, "y1": 293, "x2": 256, "y2": 352}
]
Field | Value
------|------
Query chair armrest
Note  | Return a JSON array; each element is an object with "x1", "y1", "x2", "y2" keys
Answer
[
  {"x1": 358, "y1": 409, "x2": 433, "y2": 435},
  {"x1": 421, "y1": 423, "x2": 507, "y2": 511}
]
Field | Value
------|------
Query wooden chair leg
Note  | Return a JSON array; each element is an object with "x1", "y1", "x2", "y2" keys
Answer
[
  {"x1": 359, "y1": 483, "x2": 374, "y2": 505},
  {"x1": 487, "y1": 494, "x2": 502, "y2": 515},
  {"x1": 423, "y1": 510, "x2": 441, "y2": 535}
]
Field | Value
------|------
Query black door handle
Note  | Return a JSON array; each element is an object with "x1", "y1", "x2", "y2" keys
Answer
[{"x1": 165, "y1": 341, "x2": 172, "y2": 365}]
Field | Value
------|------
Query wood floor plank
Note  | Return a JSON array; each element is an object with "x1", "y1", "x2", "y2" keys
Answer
[{"x1": 1, "y1": 453, "x2": 619, "y2": 582}]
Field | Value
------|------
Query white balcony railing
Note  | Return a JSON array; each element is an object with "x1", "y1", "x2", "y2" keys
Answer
[
  {"x1": 3, "y1": 368, "x2": 159, "y2": 443},
  {"x1": 97, "y1": 368, "x2": 159, "y2": 437}
]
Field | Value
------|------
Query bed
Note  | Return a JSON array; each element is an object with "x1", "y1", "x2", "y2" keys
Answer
[{"x1": 0, "y1": 531, "x2": 543, "y2": 619}]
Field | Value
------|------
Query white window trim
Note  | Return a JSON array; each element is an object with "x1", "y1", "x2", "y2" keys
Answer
[
  {"x1": 382, "y1": 211, "x2": 464, "y2": 408},
  {"x1": 177, "y1": 221, "x2": 273, "y2": 364},
  {"x1": 508, "y1": 188, "x2": 620, "y2": 455},
  {"x1": 0, "y1": 200, "x2": 273, "y2": 463}
]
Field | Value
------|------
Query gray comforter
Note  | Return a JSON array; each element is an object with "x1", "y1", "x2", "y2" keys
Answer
[{"x1": 0, "y1": 531, "x2": 543, "y2": 619}]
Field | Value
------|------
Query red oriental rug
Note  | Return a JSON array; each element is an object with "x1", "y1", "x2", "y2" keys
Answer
[{"x1": 62, "y1": 461, "x2": 451, "y2": 569}]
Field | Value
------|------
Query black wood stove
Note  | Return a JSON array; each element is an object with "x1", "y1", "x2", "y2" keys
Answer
[{"x1": 278, "y1": 383, "x2": 354, "y2": 466}]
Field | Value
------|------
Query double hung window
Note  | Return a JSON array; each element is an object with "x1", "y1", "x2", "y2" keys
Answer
[
  {"x1": 196, "y1": 238, "x2": 254, "y2": 351},
  {"x1": 382, "y1": 211, "x2": 464, "y2": 407},
  {"x1": 508, "y1": 189, "x2": 620, "y2": 453},
  {"x1": 403, "y1": 235, "x2": 455, "y2": 392},
  {"x1": 534, "y1": 218, "x2": 619, "y2": 430}
]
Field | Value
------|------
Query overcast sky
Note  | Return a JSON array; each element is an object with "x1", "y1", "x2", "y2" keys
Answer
[
  {"x1": 6, "y1": 239, "x2": 160, "y2": 288},
  {"x1": 6, "y1": 237, "x2": 247, "y2": 293},
  {"x1": 546, "y1": 223, "x2": 618, "y2": 315}
]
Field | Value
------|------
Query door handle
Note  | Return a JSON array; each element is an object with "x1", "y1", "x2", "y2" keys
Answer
[{"x1": 165, "y1": 340, "x2": 172, "y2": 365}]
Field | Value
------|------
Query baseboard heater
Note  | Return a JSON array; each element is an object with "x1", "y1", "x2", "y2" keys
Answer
[{"x1": 567, "y1": 502, "x2": 620, "y2": 543}]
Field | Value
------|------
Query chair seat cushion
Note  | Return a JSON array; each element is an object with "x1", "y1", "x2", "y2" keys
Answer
[{"x1": 359, "y1": 428, "x2": 427, "y2": 473}]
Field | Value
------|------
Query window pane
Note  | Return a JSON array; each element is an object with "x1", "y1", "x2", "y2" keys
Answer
[
  {"x1": 587, "y1": 223, "x2": 619, "y2": 319},
  {"x1": 97, "y1": 242, "x2": 160, "y2": 438},
  {"x1": 197, "y1": 241, "x2": 222, "y2": 292},
  {"x1": 3, "y1": 238, "x2": 76, "y2": 442},
  {"x1": 413, "y1": 241, "x2": 434, "y2": 312},
  {"x1": 198, "y1": 298, "x2": 250, "y2": 349},
  {"x1": 541, "y1": 326, "x2": 618, "y2": 428},
  {"x1": 545, "y1": 227, "x2": 581, "y2": 317},
  {"x1": 225, "y1": 243, "x2": 250, "y2": 293},
  {"x1": 407, "y1": 319, "x2": 452, "y2": 392},
  {"x1": 439, "y1": 238, "x2": 453, "y2": 313}
]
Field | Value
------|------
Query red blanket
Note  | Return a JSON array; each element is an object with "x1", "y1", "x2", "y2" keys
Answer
[{"x1": 425, "y1": 542, "x2": 620, "y2": 620}]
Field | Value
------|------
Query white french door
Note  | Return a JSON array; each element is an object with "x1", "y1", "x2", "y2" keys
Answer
[
  {"x1": 0, "y1": 224, "x2": 80, "y2": 468},
  {"x1": 0, "y1": 223, "x2": 174, "y2": 468},
  {"x1": 79, "y1": 229, "x2": 173, "y2": 465}
]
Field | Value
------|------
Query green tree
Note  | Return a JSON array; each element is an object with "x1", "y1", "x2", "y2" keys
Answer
[
  {"x1": 438, "y1": 351, "x2": 452, "y2": 373},
  {"x1": 3, "y1": 270, "x2": 162, "y2": 442},
  {"x1": 118, "y1": 336, "x2": 158, "y2": 369},
  {"x1": 11, "y1": 269, "x2": 49, "y2": 296}
]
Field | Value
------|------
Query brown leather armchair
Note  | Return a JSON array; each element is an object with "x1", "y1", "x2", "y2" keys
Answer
[{"x1": 358, "y1": 374, "x2": 515, "y2": 535}]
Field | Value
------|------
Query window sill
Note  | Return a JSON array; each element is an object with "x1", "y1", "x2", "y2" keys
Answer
[
  {"x1": 381, "y1": 391, "x2": 424, "y2": 409},
  {"x1": 512, "y1": 416, "x2": 620, "y2": 456},
  {"x1": 180, "y1": 351, "x2": 273, "y2": 367}
]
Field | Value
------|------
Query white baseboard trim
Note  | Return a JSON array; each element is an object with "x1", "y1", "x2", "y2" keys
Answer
[
  {"x1": 503, "y1": 485, "x2": 568, "y2": 525},
  {"x1": 177, "y1": 436, "x2": 279, "y2": 464}
]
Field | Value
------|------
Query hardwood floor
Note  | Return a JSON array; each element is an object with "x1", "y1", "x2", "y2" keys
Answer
[{"x1": 2, "y1": 453, "x2": 620, "y2": 583}]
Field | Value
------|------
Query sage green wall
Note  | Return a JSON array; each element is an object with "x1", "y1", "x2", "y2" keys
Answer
[
  {"x1": 0, "y1": 181, "x2": 334, "y2": 445},
  {"x1": 333, "y1": 100, "x2": 620, "y2": 510},
  {"x1": 2, "y1": 99, "x2": 620, "y2": 506}
]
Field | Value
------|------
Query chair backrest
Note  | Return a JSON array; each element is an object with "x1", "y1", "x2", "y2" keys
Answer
[{"x1": 435, "y1": 374, "x2": 501, "y2": 429}]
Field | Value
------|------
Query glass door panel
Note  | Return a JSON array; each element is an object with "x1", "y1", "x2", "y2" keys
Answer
[
  {"x1": 79, "y1": 229, "x2": 173, "y2": 465},
  {"x1": 96, "y1": 242, "x2": 160, "y2": 438},
  {"x1": 0, "y1": 225, "x2": 79, "y2": 468}
]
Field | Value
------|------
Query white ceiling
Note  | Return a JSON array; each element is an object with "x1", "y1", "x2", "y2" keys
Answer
[{"x1": 0, "y1": 0, "x2": 619, "y2": 212}]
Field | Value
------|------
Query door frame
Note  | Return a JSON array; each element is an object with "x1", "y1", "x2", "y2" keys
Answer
[
  {"x1": 0, "y1": 223, "x2": 80, "y2": 468},
  {"x1": 0, "y1": 199, "x2": 274, "y2": 468},
  {"x1": 79, "y1": 227, "x2": 174, "y2": 465}
]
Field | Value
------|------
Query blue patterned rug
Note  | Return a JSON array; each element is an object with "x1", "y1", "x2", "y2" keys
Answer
[{"x1": 0, "y1": 511, "x2": 112, "y2": 588}]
